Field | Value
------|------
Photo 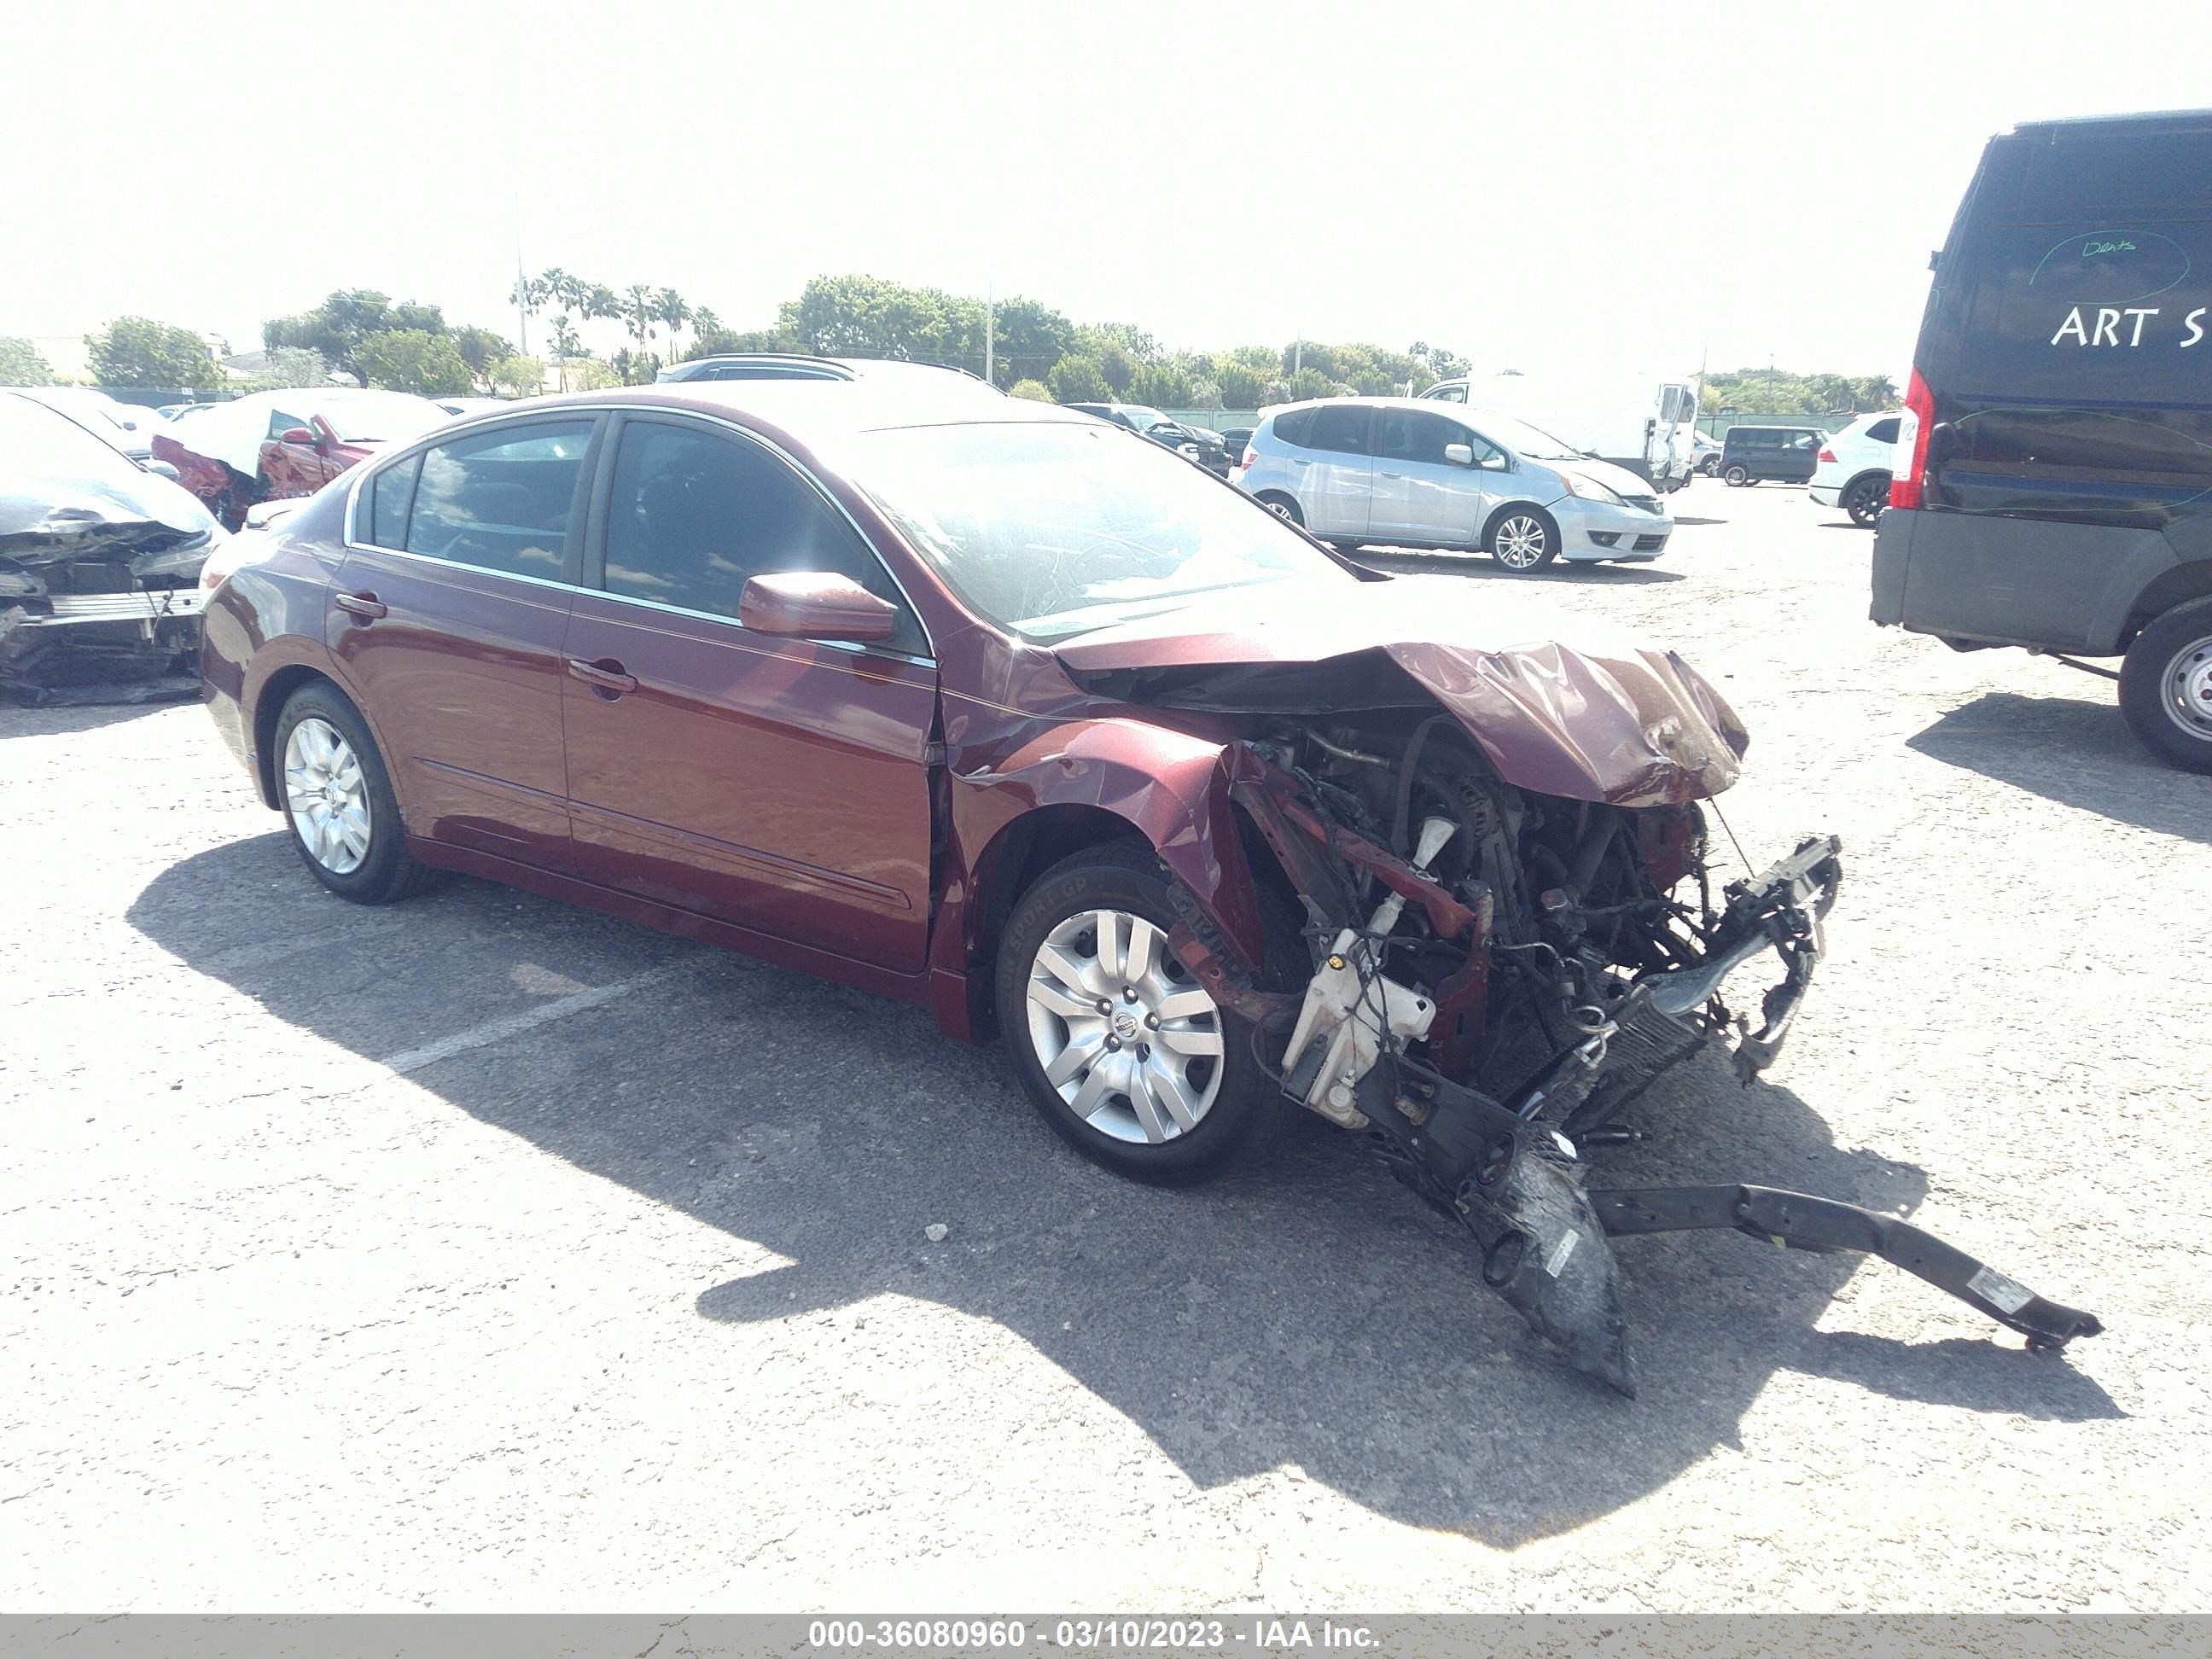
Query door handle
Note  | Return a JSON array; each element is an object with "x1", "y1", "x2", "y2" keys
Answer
[
  {"x1": 567, "y1": 657, "x2": 638, "y2": 696},
  {"x1": 334, "y1": 591, "x2": 387, "y2": 620},
  {"x1": 1378, "y1": 470, "x2": 1406, "y2": 479}
]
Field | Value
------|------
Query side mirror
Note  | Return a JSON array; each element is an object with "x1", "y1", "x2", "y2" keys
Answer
[
  {"x1": 1442, "y1": 442, "x2": 1475, "y2": 467},
  {"x1": 279, "y1": 427, "x2": 316, "y2": 446},
  {"x1": 143, "y1": 459, "x2": 181, "y2": 482},
  {"x1": 738, "y1": 571, "x2": 898, "y2": 644}
]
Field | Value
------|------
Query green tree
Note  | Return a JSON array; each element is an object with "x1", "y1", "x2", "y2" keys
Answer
[
  {"x1": 988, "y1": 297, "x2": 1075, "y2": 388},
  {"x1": 1008, "y1": 378, "x2": 1052, "y2": 401},
  {"x1": 449, "y1": 326, "x2": 511, "y2": 387},
  {"x1": 1127, "y1": 359, "x2": 1192, "y2": 407},
  {"x1": 1095, "y1": 341, "x2": 1137, "y2": 396},
  {"x1": 568, "y1": 359, "x2": 623, "y2": 391},
  {"x1": 622, "y1": 284, "x2": 659, "y2": 355},
  {"x1": 263, "y1": 290, "x2": 449, "y2": 387},
  {"x1": 84, "y1": 316, "x2": 223, "y2": 387},
  {"x1": 1214, "y1": 360, "x2": 1267, "y2": 408},
  {"x1": 549, "y1": 317, "x2": 585, "y2": 388},
  {"x1": 354, "y1": 330, "x2": 473, "y2": 396},
  {"x1": 1286, "y1": 366, "x2": 1336, "y2": 401},
  {"x1": 1046, "y1": 355, "x2": 1110, "y2": 403},
  {"x1": 610, "y1": 346, "x2": 660, "y2": 385},
  {"x1": 655, "y1": 288, "x2": 691, "y2": 361},
  {"x1": 1076, "y1": 322, "x2": 1160, "y2": 364},
  {"x1": 488, "y1": 355, "x2": 547, "y2": 398},
  {"x1": 0, "y1": 336, "x2": 55, "y2": 384}
]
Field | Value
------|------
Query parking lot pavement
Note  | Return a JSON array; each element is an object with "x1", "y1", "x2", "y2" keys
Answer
[{"x1": 3, "y1": 482, "x2": 2207, "y2": 1612}]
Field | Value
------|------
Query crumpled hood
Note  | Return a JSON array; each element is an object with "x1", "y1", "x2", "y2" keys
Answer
[
  {"x1": 1, "y1": 460, "x2": 222, "y2": 569},
  {"x1": 1052, "y1": 575, "x2": 1748, "y2": 806}
]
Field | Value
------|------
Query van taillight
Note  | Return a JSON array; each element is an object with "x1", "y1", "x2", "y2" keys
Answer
[
  {"x1": 1818, "y1": 448, "x2": 1837, "y2": 463},
  {"x1": 1889, "y1": 368, "x2": 1934, "y2": 509}
]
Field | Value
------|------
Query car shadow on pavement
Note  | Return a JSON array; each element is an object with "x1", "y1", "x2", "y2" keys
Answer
[
  {"x1": 0, "y1": 696, "x2": 195, "y2": 738},
  {"x1": 127, "y1": 835, "x2": 2120, "y2": 1548},
  {"x1": 1908, "y1": 690, "x2": 2211, "y2": 845}
]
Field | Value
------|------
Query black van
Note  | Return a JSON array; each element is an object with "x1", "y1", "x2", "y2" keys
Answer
[
  {"x1": 1871, "y1": 108, "x2": 2212, "y2": 771},
  {"x1": 1720, "y1": 425, "x2": 1822, "y2": 486}
]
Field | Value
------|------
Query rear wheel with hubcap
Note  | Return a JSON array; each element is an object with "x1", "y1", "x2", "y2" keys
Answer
[
  {"x1": 1256, "y1": 492, "x2": 1303, "y2": 527},
  {"x1": 994, "y1": 843, "x2": 1268, "y2": 1183},
  {"x1": 2120, "y1": 597, "x2": 2212, "y2": 774},
  {"x1": 1723, "y1": 464, "x2": 1750, "y2": 486},
  {"x1": 1487, "y1": 510, "x2": 1558, "y2": 573},
  {"x1": 274, "y1": 682, "x2": 434, "y2": 903}
]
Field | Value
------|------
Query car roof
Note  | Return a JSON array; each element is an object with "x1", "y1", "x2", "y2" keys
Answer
[
  {"x1": 496, "y1": 380, "x2": 1089, "y2": 438},
  {"x1": 664, "y1": 353, "x2": 994, "y2": 386},
  {"x1": 2009, "y1": 108, "x2": 2212, "y2": 137}
]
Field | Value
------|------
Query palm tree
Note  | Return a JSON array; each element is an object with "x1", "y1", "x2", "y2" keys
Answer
[
  {"x1": 550, "y1": 315, "x2": 584, "y2": 391},
  {"x1": 623, "y1": 284, "x2": 658, "y2": 358},
  {"x1": 655, "y1": 288, "x2": 691, "y2": 363},
  {"x1": 690, "y1": 305, "x2": 722, "y2": 347}
]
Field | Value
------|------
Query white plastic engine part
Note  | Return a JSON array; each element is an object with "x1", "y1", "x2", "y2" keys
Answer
[{"x1": 1282, "y1": 816, "x2": 1458, "y2": 1129}]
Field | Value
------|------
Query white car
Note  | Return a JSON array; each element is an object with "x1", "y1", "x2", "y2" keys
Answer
[{"x1": 1809, "y1": 411, "x2": 1901, "y2": 527}]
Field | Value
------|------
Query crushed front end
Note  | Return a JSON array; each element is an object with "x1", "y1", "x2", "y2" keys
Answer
[{"x1": 1191, "y1": 708, "x2": 2097, "y2": 1394}]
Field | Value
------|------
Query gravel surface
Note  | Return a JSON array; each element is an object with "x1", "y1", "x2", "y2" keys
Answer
[{"x1": 3, "y1": 484, "x2": 2206, "y2": 1612}]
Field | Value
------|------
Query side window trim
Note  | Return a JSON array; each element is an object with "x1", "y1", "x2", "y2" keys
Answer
[{"x1": 585, "y1": 410, "x2": 935, "y2": 662}]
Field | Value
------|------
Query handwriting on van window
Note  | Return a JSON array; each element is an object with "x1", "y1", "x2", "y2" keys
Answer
[
  {"x1": 2050, "y1": 306, "x2": 2207, "y2": 349},
  {"x1": 2082, "y1": 238, "x2": 2138, "y2": 259}
]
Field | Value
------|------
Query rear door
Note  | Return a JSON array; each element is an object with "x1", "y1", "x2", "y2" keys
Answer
[
  {"x1": 559, "y1": 413, "x2": 938, "y2": 971},
  {"x1": 1298, "y1": 403, "x2": 1376, "y2": 538},
  {"x1": 1370, "y1": 406, "x2": 1492, "y2": 546},
  {"x1": 329, "y1": 416, "x2": 601, "y2": 871}
]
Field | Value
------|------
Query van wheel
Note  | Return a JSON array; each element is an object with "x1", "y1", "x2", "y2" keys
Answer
[
  {"x1": 2120, "y1": 597, "x2": 2212, "y2": 774},
  {"x1": 1255, "y1": 492, "x2": 1303, "y2": 527},
  {"x1": 1844, "y1": 474, "x2": 1889, "y2": 527},
  {"x1": 1723, "y1": 464, "x2": 1749, "y2": 486}
]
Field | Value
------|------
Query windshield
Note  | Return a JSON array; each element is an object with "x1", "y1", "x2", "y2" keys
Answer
[
  {"x1": 318, "y1": 392, "x2": 447, "y2": 445},
  {"x1": 1462, "y1": 408, "x2": 1586, "y2": 461},
  {"x1": 1121, "y1": 406, "x2": 1172, "y2": 431},
  {"x1": 848, "y1": 421, "x2": 1354, "y2": 640}
]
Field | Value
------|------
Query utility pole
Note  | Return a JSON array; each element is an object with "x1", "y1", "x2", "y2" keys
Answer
[
  {"x1": 515, "y1": 251, "x2": 530, "y2": 357},
  {"x1": 985, "y1": 283, "x2": 993, "y2": 387},
  {"x1": 1293, "y1": 336, "x2": 1302, "y2": 376}
]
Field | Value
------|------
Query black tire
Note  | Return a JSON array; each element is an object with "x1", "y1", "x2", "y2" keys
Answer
[
  {"x1": 271, "y1": 681, "x2": 435, "y2": 904},
  {"x1": 2120, "y1": 597, "x2": 2212, "y2": 774},
  {"x1": 1698, "y1": 456, "x2": 1720, "y2": 476},
  {"x1": 1484, "y1": 507, "x2": 1560, "y2": 573},
  {"x1": 994, "y1": 842, "x2": 1271, "y2": 1185},
  {"x1": 1255, "y1": 491, "x2": 1303, "y2": 527},
  {"x1": 1844, "y1": 474, "x2": 1889, "y2": 527},
  {"x1": 1722, "y1": 464, "x2": 1749, "y2": 486}
]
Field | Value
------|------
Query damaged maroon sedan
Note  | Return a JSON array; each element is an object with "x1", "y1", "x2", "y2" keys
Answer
[{"x1": 201, "y1": 385, "x2": 2098, "y2": 1393}]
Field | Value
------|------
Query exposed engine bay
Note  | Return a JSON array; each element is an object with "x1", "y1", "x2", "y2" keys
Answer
[{"x1": 1171, "y1": 709, "x2": 2100, "y2": 1394}]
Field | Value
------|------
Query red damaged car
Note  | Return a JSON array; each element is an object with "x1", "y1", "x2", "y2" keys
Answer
[
  {"x1": 200, "y1": 384, "x2": 2097, "y2": 1392},
  {"x1": 154, "y1": 388, "x2": 448, "y2": 529}
]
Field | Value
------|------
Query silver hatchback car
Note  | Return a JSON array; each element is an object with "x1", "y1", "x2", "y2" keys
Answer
[{"x1": 1235, "y1": 397, "x2": 1673, "y2": 572}]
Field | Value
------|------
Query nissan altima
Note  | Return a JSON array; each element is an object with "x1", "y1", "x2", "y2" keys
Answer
[{"x1": 200, "y1": 382, "x2": 2096, "y2": 1392}]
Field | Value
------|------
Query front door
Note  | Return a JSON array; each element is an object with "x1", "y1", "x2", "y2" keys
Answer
[
  {"x1": 1370, "y1": 406, "x2": 1493, "y2": 547},
  {"x1": 560, "y1": 414, "x2": 937, "y2": 971},
  {"x1": 327, "y1": 416, "x2": 601, "y2": 871}
]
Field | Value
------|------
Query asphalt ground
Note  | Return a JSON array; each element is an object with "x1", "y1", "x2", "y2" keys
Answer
[{"x1": 3, "y1": 480, "x2": 2206, "y2": 1611}]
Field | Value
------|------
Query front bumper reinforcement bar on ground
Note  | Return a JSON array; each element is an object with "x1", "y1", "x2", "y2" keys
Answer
[{"x1": 1587, "y1": 1185, "x2": 2104, "y2": 1351}]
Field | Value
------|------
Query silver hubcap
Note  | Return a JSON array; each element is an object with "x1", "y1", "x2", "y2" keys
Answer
[
  {"x1": 1494, "y1": 517, "x2": 1547, "y2": 568},
  {"x1": 1266, "y1": 498, "x2": 1295, "y2": 521},
  {"x1": 283, "y1": 717, "x2": 372, "y2": 875},
  {"x1": 1024, "y1": 908, "x2": 1225, "y2": 1145},
  {"x1": 2161, "y1": 635, "x2": 2212, "y2": 740}
]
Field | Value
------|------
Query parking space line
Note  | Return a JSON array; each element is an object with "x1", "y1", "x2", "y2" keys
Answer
[{"x1": 379, "y1": 960, "x2": 701, "y2": 1077}]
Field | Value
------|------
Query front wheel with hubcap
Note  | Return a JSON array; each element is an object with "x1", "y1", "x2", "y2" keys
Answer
[
  {"x1": 994, "y1": 843, "x2": 1268, "y2": 1183},
  {"x1": 1256, "y1": 492, "x2": 1303, "y2": 527},
  {"x1": 274, "y1": 681, "x2": 434, "y2": 903},
  {"x1": 1723, "y1": 464, "x2": 1750, "y2": 486},
  {"x1": 2120, "y1": 597, "x2": 2212, "y2": 774},
  {"x1": 1844, "y1": 474, "x2": 1889, "y2": 527},
  {"x1": 1487, "y1": 510, "x2": 1558, "y2": 573}
]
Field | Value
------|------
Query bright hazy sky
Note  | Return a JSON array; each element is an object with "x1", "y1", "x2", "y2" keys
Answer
[{"x1": 6, "y1": 1, "x2": 2208, "y2": 383}]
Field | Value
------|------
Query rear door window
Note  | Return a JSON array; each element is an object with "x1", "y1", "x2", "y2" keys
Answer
[
  {"x1": 1866, "y1": 417, "x2": 1901, "y2": 445},
  {"x1": 1306, "y1": 404, "x2": 1373, "y2": 456},
  {"x1": 405, "y1": 420, "x2": 596, "y2": 581},
  {"x1": 1269, "y1": 408, "x2": 1315, "y2": 447}
]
